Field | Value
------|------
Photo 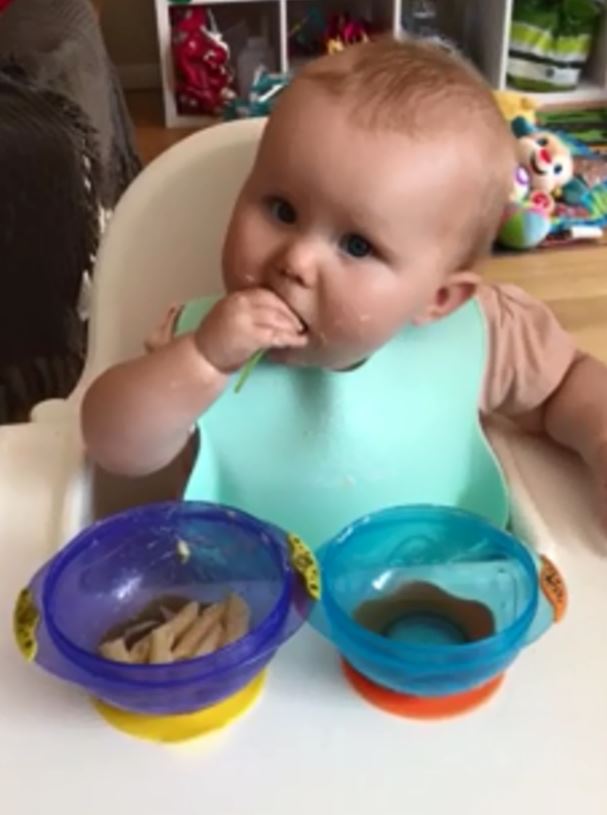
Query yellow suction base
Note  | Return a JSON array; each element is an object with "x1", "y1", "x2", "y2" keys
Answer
[{"x1": 93, "y1": 671, "x2": 266, "y2": 743}]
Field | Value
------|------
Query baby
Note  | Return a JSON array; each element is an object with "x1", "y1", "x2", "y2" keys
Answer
[{"x1": 82, "y1": 38, "x2": 607, "y2": 543}]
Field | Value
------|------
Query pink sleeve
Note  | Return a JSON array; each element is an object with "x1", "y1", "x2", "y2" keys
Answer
[{"x1": 478, "y1": 284, "x2": 577, "y2": 416}]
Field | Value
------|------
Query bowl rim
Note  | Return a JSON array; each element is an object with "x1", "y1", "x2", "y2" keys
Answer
[
  {"x1": 319, "y1": 504, "x2": 539, "y2": 667},
  {"x1": 43, "y1": 501, "x2": 295, "y2": 681}
]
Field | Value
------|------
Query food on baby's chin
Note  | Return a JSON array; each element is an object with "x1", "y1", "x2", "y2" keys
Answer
[{"x1": 98, "y1": 593, "x2": 251, "y2": 665}]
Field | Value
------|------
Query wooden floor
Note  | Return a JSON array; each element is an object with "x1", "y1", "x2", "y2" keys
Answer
[{"x1": 128, "y1": 90, "x2": 607, "y2": 362}]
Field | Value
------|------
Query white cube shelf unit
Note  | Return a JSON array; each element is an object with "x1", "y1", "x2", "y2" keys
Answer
[
  {"x1": 154, "y1": 0, "x2": 403, "y2": 127},
  {"x1": 154, "y1": 0, "x2": 607, "y2": 128}
]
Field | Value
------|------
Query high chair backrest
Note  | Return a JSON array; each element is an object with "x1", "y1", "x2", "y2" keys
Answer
[{"x1": 82, "y1": 117, "x2": 266, "y2": 385}]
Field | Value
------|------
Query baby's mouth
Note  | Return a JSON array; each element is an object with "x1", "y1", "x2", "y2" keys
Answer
[
  {"x1": 295, "y1": 313, "x2": 309, "y2": 335},
  {"x1": 281, "y1": 299, "x2": 308, "y2": 335},
  {"x1": 265, "y1": 286, "x2": 309, "y2": 335}
]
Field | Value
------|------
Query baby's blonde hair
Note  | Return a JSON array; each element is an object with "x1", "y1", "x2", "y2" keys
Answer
[{"x1": 294, "y1": 37, "x2": 515, "y2": 267}]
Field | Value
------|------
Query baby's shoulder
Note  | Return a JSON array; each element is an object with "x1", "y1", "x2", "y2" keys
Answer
[
  {"x1": 476, "y1": 282, "x2": 546, "y2": 320},
  {"x1": 476, "y1": 283, "x2": 577, "y2": 415},
  {"x1": 476, "y1": 281, "x2": 571, "y2": 346}
]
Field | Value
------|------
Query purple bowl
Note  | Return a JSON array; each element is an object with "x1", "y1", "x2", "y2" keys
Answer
[{"x1": 23, "y1": 502, "x2": 312, "y2": 715}]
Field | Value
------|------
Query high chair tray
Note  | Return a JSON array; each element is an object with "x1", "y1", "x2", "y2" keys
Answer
[{"x1": 0, "y1": 420, "x2": 605, "y2": 815}]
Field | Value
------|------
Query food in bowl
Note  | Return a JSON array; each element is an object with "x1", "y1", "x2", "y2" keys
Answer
[
  {"x1": 98, "y1": 592, "x2": 251, "y2": 665},
  {"x1": 354, "y1": 582, "x2": 496, "y2": 646}
]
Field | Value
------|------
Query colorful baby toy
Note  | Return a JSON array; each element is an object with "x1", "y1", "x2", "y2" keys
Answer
[
  {"x1": 170, "y1": 6, "x2": 236, "y2": 117},
  {"x1": 324, "y1": 12, "x2": 371, "y2": 54},
  {"x1": 288, "y1": 7, "x2": 371, "y2": 57},
  {"x1": 514, "y1": 116, "x2": 575, "y2": 194},
  {"x1": 289, "y1": 6, "x2": 326, "y2": 56},
  {"x1": 223, "y1": 68, "x2": 291, "y2": 120},
  {"x1": 493, "y1": 90, "x2": 537, "y2": 126},
  {"x1": 498, "y1": 116, "x2": 576, "y2": 250}
]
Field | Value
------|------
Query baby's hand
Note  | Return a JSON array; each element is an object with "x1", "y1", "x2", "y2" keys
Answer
[{"x1": 195, "y1": 289, "x2": 307, "y2": 373}]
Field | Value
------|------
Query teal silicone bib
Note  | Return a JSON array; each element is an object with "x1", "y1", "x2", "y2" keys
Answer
[{"x1": 178, "y1": 297, "x2": 508, "y2": 547}]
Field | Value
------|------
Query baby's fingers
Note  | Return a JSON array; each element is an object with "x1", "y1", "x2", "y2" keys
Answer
[
  {"x1": 271, "y1": 332, "x2": 309, "y2": 349},
  {"x1": 246, "y1": 290, "x2": 306, "y2": 332},
  {"x1": 256, "y1": 326, "x2": 308, "y2": 351},
  {"x1": 252, "y1": 306, "x2": 305, "y2": 335}
]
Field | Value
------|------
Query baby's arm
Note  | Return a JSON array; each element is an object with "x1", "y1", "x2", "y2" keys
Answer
[
  {"x1": 81, "y1": 332, "x2": 224, "y2": 476},
  {"x1": 543, "y1": 354, "x2": 607, "y2": 490},
  {"x1": 480, "y1": 284, "x2": 607, "y2": 518},
  {"x1": 81, "y1": 289, "x2": 307, "y2": 476}
]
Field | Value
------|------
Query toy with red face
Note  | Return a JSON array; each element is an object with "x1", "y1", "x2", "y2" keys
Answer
[
  {"x1": 171, "y1": 6, "x2": 235, "y2": 116},
  {"x1": 516, "y1": 129, "x2": 574, "y2": 195}
]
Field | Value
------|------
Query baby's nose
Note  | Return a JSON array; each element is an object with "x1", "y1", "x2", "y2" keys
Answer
[
  {"x1": 280, "y1": 262, "x2": 313, "y2": 287},
  {"x1": 539, "y1": 148, "x2": 551, "y2": 164},
  {"x1": 277, "y1": 242, "x2": 318, "y2": 287}
]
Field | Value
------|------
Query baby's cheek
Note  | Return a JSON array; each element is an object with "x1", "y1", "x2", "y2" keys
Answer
[
  {"x1": 323, "y1": 294, "x2": 399, "y2": 350},
  {"x1": 223, "y1": 211, "x2": 265, "y2": 288}
]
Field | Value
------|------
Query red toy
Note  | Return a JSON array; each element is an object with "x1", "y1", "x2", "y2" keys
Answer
[
  {"x1": 325, "y1": 12, "x2": 371, "y2": 54},
  {"x1": 170, "y1": 6, "x2": 235, "y2": 116}
]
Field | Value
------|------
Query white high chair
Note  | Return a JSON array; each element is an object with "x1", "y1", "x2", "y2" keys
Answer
[
  {"x1": 31, "y1": 118, "x2": 267, "y2": 545},
  {"x1": 1, "y1": 119, "x2": 607, "y2": 815},
  {"x1": 26, "y1": 117, "x2": 603, "y2": 559}
]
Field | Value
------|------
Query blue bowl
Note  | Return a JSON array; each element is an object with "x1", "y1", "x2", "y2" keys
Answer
[
  {"x1": 314, "y1": 506, "x2": 540, "y2": 697},
  {"x1": 23, "y1": 502, "x2": 312, "y2": 715}
]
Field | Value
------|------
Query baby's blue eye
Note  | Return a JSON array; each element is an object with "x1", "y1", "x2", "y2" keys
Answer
[
  {"x1": 340, "y1": 233, "x2": 373, "y2": 259},
  {"x1": 267, "y1": 197, "x2": 296, "y2": 225},
  {"x1": 554, "y1": 163, "x2": 563, "y2": 174},
  {"x1": 536, "y1": 137, "x2": 549, "y2": 146}
]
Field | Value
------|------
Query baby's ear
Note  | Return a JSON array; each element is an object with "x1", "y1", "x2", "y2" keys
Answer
[{"x1": 412, "y1": 271, "x2": 480, "y2": 326}]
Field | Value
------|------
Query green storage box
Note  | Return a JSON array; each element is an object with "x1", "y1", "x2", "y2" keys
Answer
[{"x1": 508, "y1": 0, "x2": 605, "y2": 91}]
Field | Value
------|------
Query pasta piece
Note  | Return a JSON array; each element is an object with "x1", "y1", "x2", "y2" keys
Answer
[
  {"x1": 222, "y1": 593, "x2": 250, "y2": 646},
  {"x1": 98, "y1": 593, "x2": 250, "y2": 665},
  {"x1": 162, "y1": 600, "x2": 199, "y2": 641},
  {"x1": 159, "y1": 605, "x2": 176, "y2": 623},
  {"x1": 193, "y1": 622, "x2": 224, "y2": 657},
  {"x1": 172, "y1": 603, "x2": 223, "y2": 660},
  {"x1": 149, "y1": 625, "x2": 174, "y2": 664},
  {"x1": 134, "y1": 600, "x2": 199, "y2": 663},
  {"x1": 99, "y1": 637, "x2": 132, "y2": 663},
  {"x1": 176, "y1": 539, "x2": 191, "y2": 563},
  {"x1": 129, "y1": 636, "x2": 152, "y2": 664},
  {"x1": 121, "y1": 619, "x2": 157, "y2": 649}
]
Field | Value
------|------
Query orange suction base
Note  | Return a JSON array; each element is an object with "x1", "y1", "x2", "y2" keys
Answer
[{"x1": 342, "y1": 661, "x2": 504, "y2": 720}]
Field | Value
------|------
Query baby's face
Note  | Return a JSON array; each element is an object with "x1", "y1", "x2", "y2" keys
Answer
[{"x1": 222, "y1": 84, "x2": 474, "y2": 369}]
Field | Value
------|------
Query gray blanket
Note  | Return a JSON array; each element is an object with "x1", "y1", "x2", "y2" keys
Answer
[
  {"x1": 0, "y1": 0, "x2": 140, "y2": 422},
  {"x1": 0, "y1": 0, "x2": 140, "y2": 205}
]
